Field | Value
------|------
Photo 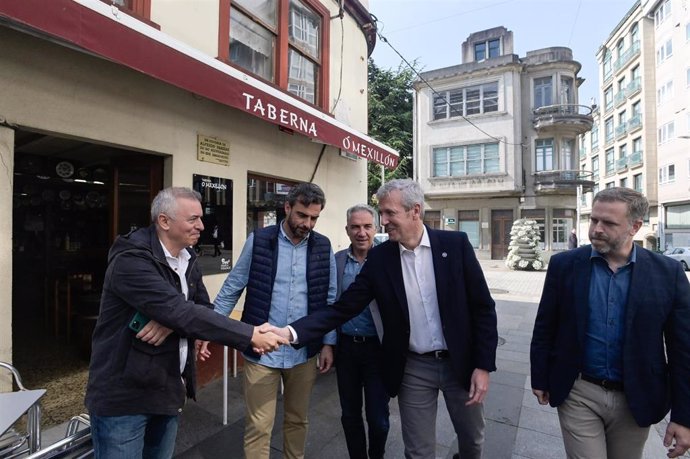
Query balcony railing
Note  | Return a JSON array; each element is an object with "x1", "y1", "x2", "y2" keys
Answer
[
  {"x1": 629, "y1": 150, "x2": 643, "y2": 167},
  {"x1": 613, "y1": 41, "x2": 640, "y2": 73},
  {"x1": 616, "y1": 157, "x2": 628, "y2": 172},
  {"x1": 615, "y1": 123, "x2": 628, "y2": 139},
  {"x1": 533, "y1": 104, "x2": 594, "y2": 134},
  {"x1": 627, "y1": 77, "x2": 641, "y2": 96},
  {"x1": 533, "y1": 169, "x2": 595, "y2": 193},
  {"x1": 628, "y1": 114, "x2": 642, "y2": 132},
  {"x1": 614, "y1": 90, "x2": 627, "y2": 107}
]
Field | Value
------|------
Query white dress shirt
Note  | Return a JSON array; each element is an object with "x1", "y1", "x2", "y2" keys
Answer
[
  {"x1": 399, "y1": 226, "x2": 448, "y2": 354},
  {"x1": 160, "y1": 241, "x2": 190, "y2": 374}
]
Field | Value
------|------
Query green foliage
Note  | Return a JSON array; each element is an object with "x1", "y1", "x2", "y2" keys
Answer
[{"x1": 367, "y1": 59, "x2": 415, "y2": 203}]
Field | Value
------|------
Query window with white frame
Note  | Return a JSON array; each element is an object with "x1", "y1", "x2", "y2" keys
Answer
[
  {"x1": 552, "y1": 210, "x2": 570, "y2": 250},
  {"x1": 656, "y1": 39, "x2": 673, "y2": 64},
  {"x1": 605, "y1": 148, "x2": 615, "y2": 175},
  {"x1": 287, "y1": 0, "x2": 321, "y2": 103},
  {"x1": 619, "y1": 143, "x2": 627, "y2": 159},
  {"x1": 667, "y1": 204, "x2": 690, "y2": 228},
  {"x1": 605, "y1": 117, "x2": 614, "y2": 143},
  {"x1": 604, "y1": 86, "x2": 613, "y2": 111},
  {"x1": 432, "y1": 82, "x2": 498, "y2": 120},
  {"x1": 657, "y1": 80, "x2": 673, "y2": 105},
  {"x1": 560, "y1": 76, "x2": 574, "y2": 104},
  {"x1": 620, "y1": 177, "x2": 628, "y2": 188},
  {"x1": 535, "y1": 139, "x2": 554, "y2": 171},
  {"x1": 618, "y1": 110, "x2": 627, "y2": 127},
  {"x1": 631, "y1": 23, "x2": 639, "y2": 43},
  {"x1": 631, "y1": 65, "x2": 640, "y2": 82},
  {"x1": 591, "y1": 126, "x2": 599, "y2": 150},
  {"x1": 603, "y1": 50, "x2": 612, "y2": 80},
  {"x1": 658, "y1": 121, "x2": 675, "y2": 144},
  {"x1": 474, "y1": 38, "x2": 500, "y2": 61},
  {"x1": 605, "y1": 181, "x2": 615, "y2": 189},
  {"x1": 659, "y1": 164, "x2": 675, "y2": 184},
  {"x1": 432, "y1": 143, "x2": 500, "y2": 177},
  {"x1": 522, "y1": 209, "x2": 546, "y2": 249},
  {"x1": 654, "y1": 0, "x2": 671, "y2": 27},
  {"x1": 561, "y1": 138, "x2": 574, "y2": 170},
  {"x1": 632, "y1": 101, "x2": 641, "y2": 117},
  {"x1": 633, "y1": 137, "x2": 642, "y2": 153},
  {"x1": 592, "y1": 155, "x2": 599, "y2": 180},
  {"x1": 534, "y1": 77, "x2": 553, "y2": 108},
  {"x1": 633, "y1": 173, "x2": 642, "y2": 192}
]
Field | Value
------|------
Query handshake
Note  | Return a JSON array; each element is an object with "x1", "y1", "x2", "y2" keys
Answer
[{"x1": 195, "y1": 323, "x2": 293, "y2": 362}]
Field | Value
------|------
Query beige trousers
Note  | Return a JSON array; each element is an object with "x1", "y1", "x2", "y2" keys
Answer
[
  {"x1": 557, "y1": 376, "x2": 650, "y2": 459},
  {"x1": 242, "y1": 357, "x2": 318, "y2": 459}
]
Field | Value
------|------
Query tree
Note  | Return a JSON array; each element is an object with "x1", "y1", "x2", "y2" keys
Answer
[{"x1": 367, "y1": 59, "x2": 415, "y2": 203}]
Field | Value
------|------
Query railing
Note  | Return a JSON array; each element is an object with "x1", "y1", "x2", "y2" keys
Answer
[
  {"x1": 628, "y1": 114, "x2": 642, "y2": 132},
  {"x1": 614, "y1": 90, "x2": 627, "y2": 107},
  {"x1": 613, "y1": 41, "x2": 640, "y2": 72},
  {"x1": 627, "y1": 77, "x2": 641, "y2": 96},
  {"x1": 629, "y1": 150, "x2": 643, "y2": 167},
  {"x1": 616, "y1": 157, "x2": 628, "y2": 172},
  {"x1": 532, "y1": 105, "x2": 593, "y2": 133},
  {"x1": 533, "y1": 169, "x2": 595, "y2": 192},
  {"x1": 615, "y1": 123, "x2": 627, "y2": 139}
]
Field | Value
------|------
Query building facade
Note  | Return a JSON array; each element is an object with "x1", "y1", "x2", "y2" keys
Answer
[
  {"x1": 414, "y1": 27, "x2": 592, "y2": 260},
  {"x1": 0, "y1": 0, "x2": 397, "y2": 375},
  {"x1": 643, "y1": 0, "x2": 690, "y2": 249}
]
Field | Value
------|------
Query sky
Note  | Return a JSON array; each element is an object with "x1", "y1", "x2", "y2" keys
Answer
[{"x1": 369, "y1": 0, "x2": 637, "y2": 105}]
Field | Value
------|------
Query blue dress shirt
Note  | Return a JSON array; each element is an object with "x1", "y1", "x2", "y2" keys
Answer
[
  {"x1": 583, "y1": 245, "x2": 637, "y2": 382},
  {"x1": 214, "y1": 223, "x2": 337, "y2": 369},
  {"x1": 340, "y1": 247, "x2": 377, "y2": 337}
]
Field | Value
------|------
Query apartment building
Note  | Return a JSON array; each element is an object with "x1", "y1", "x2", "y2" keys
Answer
[
  {"x1": 0, "y1": 0, "x2": 397, "y2": 374},
  {"x1": 413, "y1": 27, "x2": 593, "y2": 260},
  {"x1": 643, "y1": 0, "x2": 690, "y2": 249},
  {"x1": 578, "y1": 1, "x2": 659, "y2": 248}
]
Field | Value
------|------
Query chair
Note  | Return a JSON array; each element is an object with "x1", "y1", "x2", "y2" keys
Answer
[{"x1": 0, "y1": 362, "x2": 43, "y2": 458}]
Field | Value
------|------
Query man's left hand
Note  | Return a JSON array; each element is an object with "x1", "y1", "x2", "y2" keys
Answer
[
  {"x1": 136, "y1": 320, "x2": 173, "y2": 346},
  {"x1": 466, "y1": 368, "x2": 490, "y2": 406},
  {"x1": 318, "y1": 344, "x2": 334, "y2": 373},
  {"x1": 664, "y1": 422, "x2": 690, "y2": 458}
]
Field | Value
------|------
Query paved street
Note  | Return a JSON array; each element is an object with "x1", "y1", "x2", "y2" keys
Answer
[{"x1": 173, "y1": 259, "x2": 683, "y2": 458}]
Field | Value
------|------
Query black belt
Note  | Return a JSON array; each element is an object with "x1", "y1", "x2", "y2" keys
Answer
[
  {"x1": 341, "y1": 334, "x2": 377, "y2": 343},
  {"x1": 416, "y1": 350, "x2": 449, "y2": 359},
  {"x1": 581, "y1": 374, "x2": 624, "y2": 391}
]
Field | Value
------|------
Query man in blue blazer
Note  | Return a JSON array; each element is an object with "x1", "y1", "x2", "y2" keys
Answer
[
  {"x1": 272, "y1": 179, "x2": 498, "y2": 459},
  {"x1": 531, "y1": 187, "x2": 690, "y2": 458}
]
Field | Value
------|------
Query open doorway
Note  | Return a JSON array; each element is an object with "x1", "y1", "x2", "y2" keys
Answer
[{"x1": 11, "y1": 129, "x2": 163, "y2": 426}]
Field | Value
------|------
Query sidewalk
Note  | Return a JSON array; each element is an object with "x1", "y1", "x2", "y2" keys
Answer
[{"x1": 173, "y1": 260, "x2": 678, "y2": 458}]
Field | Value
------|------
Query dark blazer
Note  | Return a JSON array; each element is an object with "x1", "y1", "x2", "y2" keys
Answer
[
  {"x1": 530, "y1": 244, "x2": 690, "y2": 427},
  {"x1": 291, "y1": 227, "x2": 497, "y2": 397}
]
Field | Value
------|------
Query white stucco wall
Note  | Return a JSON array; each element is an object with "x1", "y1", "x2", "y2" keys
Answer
[{"x1": 0, "y1": 126, "x2": 14, "y2": 369}]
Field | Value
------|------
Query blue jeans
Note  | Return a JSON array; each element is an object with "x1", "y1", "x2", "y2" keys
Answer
[
  {"x1": 90, "y1": 413, "x2": 179, "y2": 459},
  {"x1": 336, "y1": 334, "x2": 390, "y2": 459}
]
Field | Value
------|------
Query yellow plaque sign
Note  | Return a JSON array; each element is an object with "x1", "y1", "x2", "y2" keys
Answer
[{"x1": 197, "y1": 134, "x2": 230, "y2": 166}]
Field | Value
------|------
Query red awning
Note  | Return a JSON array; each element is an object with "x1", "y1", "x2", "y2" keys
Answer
[{"x1": 0, "y1": 0, "x2": 399, "y2": 168}]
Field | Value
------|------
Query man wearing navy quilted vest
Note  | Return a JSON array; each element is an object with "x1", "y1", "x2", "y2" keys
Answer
[{"x1": 211, "y1": 182, "x2": 336, "y2": 459}]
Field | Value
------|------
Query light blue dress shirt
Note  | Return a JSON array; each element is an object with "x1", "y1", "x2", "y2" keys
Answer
[
  {"x1": 340, "y1": 247, "x2": 377, "y2": 337},
  {"x1": 214, "y1": 223, "x2": 337, "y2": 369}
]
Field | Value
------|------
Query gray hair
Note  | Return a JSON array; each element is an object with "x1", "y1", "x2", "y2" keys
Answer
[
  {"x1": 151, "y1": 187, "x2": 202, "y2": 223},
  {"x1": 286, "y1": 182, "x2": 326, "y2": 209},
  {"x1": 346, "y1": 204, "x2": 376, "y2": 223},
  {"x1": 376, "y1": 179, "x2": 425, "y2": 218},
  {"x1": 592, "y1": 187, "x2": 649, "y2": 223}
]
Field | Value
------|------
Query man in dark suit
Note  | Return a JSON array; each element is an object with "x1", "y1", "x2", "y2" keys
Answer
[
  {"x1": 531, "y1": 187, "x2": 690, "y2": 458},
  {"x1": 271, "y1": 179, "x2": 498, "y2": 459}
]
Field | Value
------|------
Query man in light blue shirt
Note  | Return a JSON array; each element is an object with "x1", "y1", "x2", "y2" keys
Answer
[{"x1": 210, "y1": 183, "x2": 337, "y2": 459}]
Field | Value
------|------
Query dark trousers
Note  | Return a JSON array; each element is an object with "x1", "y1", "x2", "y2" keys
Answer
[{"x1": 336, "y1": 334, "x2": 390, "y2": 459}]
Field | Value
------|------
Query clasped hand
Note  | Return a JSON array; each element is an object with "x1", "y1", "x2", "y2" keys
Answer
[{"x1": 196, "y1": 323, "x2": 290, "y2": 361}]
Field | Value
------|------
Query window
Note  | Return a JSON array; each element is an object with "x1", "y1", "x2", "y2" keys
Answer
[
  {"x1": 561, "y1": 139, "x2": 574, "y2": 170},
  {"x1": 458, "y1": 210, "x2": 480, "y2": 248},
  {"x1": 631, "y1": 65, "x2": 640, "y2": 82},
  {"x1": 618, "y1": 110, "x2": 627, "y2": 127},
  {"x1": 432, "y1": 82, "x2": 498, "y2": 119},
  {"x1": 423, "y1": 210, "x2": 441, "y2": 229},
  {"x1": 535, "y1": 139, "x2": 554, "y2": 171},
  {"x1": 432, "y1": 143, "x2": 500, "y2": 177},
  {"x1": 658, "y1": 121, "x2": 675, "y2": 144},
  {"x1": 656, "y1": 39, "x2": 673, "y2": 65},
  {"x1": 631, "y1": 101, "x2": 641, "y2": 117},
  {"x1": 633, "y1": 173, "x2": 642, "y2": 192},
  {"x1": 474, "y1": 38, "x2": 500, "y2": 61},
  {"x1": 659, "y1": 164, "x2": 675, "y2": 184},
  {"x1": 631, "y1": 23, "x2": 639, "y2": 44},
  {"x1": 687, "y1": 22, "x2": 690, "y2": 41},
  {"x1": 657, "y1": 80, "x2": 673, "y2": 105},
  {"x1": 617, "y1": 77, "x2": 626, "y2": 93},
  {"x1": 103, "y1": 0, "x2": 153, "y2": 21},
  {"x1": 616, "y1": 38, "x2": 625, "y2": 59},
  {"x1": 633, "y1": 137, "x2": 642, "y2": 153},
  {"x1": 604, "y1": 86, "x2": 613, "y2": 111},
  {"x1": 603, "y1": 50, "x2": 612, "y2": 80},
  {"x1": 534, "y1": 77, "x2": 552, "y2": 108},
  {"x1": 605, "y1": 148, "x2": 615, "y2": 175},
  {"x1": 619, "y1": 144, "x2": 627, "y2": 159},
  {"x1": 591, "y1": 126, "x2": 599, "y2": 150},
  {"x1": 220, "y1": 0, "x2": 328, "y2": 106},
  {"x1": 592, "y1": 155, "x2": 600, "y2": 180},
  {"x1": 560, "y1": 76, "x2": 574, "y2": 104},
  {"x1": 605, "y1": 117, "x2": 614, "y2": 143},
  {"x1": 667, "y1": 204, "x2": 690, "y2": 229},
  {"x1": 606, "y1": 181, "x2": 615, "y2": 189},
  {"x1": 522, "y1": 209, "x2": 546, "y2": 249},
  {"x1": 620, "y1": 177, "x2": 628, "y2": 188},
  {"x1": 552, "y1": 209, "x2": 571, "y2": 250},
  {"x1": 654, "y1": 0, "x2": 671, "y2": 27},
  {"x1": 247, "y1": 173, "x2": 298, "y2": 233}
]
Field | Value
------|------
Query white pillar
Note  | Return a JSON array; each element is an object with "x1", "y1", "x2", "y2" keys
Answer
[{"x1": 0, "y1": 126, "x2": 14, "y2": 389}]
